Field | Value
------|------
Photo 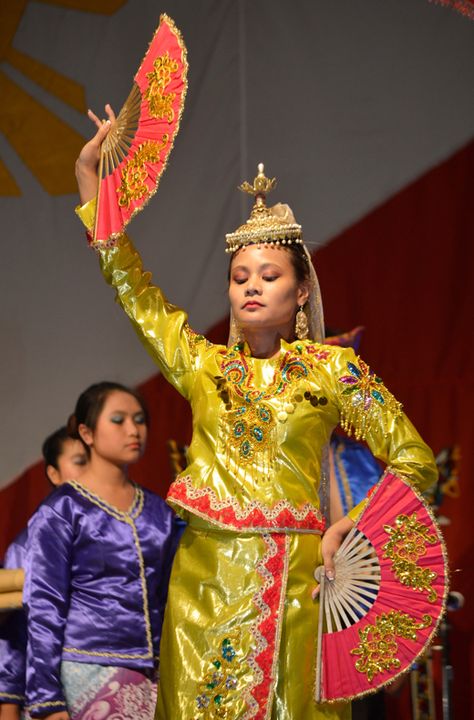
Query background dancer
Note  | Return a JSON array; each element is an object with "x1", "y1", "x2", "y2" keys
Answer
[{"x1": 24, "y1": 382, "x2": 181, "y2": 720}]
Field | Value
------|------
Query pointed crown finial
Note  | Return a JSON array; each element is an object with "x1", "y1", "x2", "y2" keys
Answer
[{"x1": 225, "y1": 163, "x2": 302, "y2": 253}]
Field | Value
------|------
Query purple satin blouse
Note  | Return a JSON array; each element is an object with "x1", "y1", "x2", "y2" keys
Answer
[
  {"x1": 24, "y1": 481, "x2": 181, "y2": 717},
  {"x1": 0, "y1": 528, "x2": 28, "y2": 706}
]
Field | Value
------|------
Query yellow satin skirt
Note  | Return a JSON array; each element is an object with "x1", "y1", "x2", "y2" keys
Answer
[{"x1": 155, "y1": 523, "x2": 350, "y2": 719}]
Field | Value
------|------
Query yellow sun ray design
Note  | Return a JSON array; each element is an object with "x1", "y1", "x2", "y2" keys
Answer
[
  {"x1": 0, "y1": 0, "x2": 127, "y2": 196},
  {"x1": 0, "y1": 160, "x2": 21, "y2": 196}
]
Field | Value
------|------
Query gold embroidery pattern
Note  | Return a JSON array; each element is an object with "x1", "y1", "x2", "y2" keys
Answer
[
  {"x1": 383, "y1": 513, "x2": 439, "y2": 602},
  {"x1": 194, "y1": 631, "x2": 241, "y2": 718},
  {"x1": 350, "y1": 611, "x2": 432, "y2": 682},
  {"x1": 338, "y1": 358, "x2": 402, "y2": 441},
  {"x1": 63, "y1": 646, "x2": 152, "y2": 660},
  {"x1": 184, "y1": 324, "x2": 212, "y2": 362},
  {"x1": 145, "y1": 51, "x2": 179, "y2": 121},
  {"x1": 127, "y1": 516, "x2": 154, "y2": 657},
  {"x1": 28, "y1": 700, "x2": 66, "y2": 712},
  {"x1": 117, "y1": 137, "x2": 169, "y2": 208},
  {"x1": 66, "y1": 479, "x2": 144, "y2": 522},
  {"x1": 217, "y1": 347, "x2": 312, "y2": 482},
  {"x1": 0, "y1": 692, "x2": 24, "y2": 701}
]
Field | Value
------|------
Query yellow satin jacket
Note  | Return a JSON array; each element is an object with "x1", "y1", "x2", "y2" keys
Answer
[{"x1": 77, "y1": 200, "x2": 437, "y2": 534}]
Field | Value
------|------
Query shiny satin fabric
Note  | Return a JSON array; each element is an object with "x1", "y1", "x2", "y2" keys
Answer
[
  {"x1": 155, "y1": 524, "x2": 350, "y2": 719},
  {"x1": 0, "y1": 529, "x2": 28, "y2": 707},
  {"x1": 76, "y1": 200, "x2": 438, "y2": 718},
  {"x1": 23, "y1": 482, "x2": 180, "y2": 717},
  {"x1": 91, "y1": 226, "x2": 438, "y2": 528}
]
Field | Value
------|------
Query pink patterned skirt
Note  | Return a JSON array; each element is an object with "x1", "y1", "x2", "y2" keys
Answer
[{"x1": 61, "y1": 661, "x2": 157, "y2": 719}]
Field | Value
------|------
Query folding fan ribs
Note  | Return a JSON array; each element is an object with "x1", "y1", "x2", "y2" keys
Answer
[
  {"x1": 93, "y1": 14, "x2": 188, "y2": 245},
  {"x1": 315, "y1": 472, "x2": 448, "y2": 703}
]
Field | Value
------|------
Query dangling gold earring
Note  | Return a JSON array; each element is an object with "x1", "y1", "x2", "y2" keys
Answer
[
  {"x1": 295, "y1": 305, "x2": 309, "y2": 340},
  {"x1": 230, "y1": 316, "x2": 244, "y2": 344}
]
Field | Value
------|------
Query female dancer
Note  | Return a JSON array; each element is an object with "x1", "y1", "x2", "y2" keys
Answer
[
  {"x1": 0, "y1": 427, "x2": 88, "y2": 720},
  {"x1": 74, "y1": 111, "x2": 437, "y2": 719},
  {"x1": 24, "y1": 382, "x2": 181, "y2": 720}
]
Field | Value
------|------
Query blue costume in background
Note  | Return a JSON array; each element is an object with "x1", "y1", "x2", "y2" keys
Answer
[{"x1": 329, "y1": 435, "x2": 382, "y2": 515}]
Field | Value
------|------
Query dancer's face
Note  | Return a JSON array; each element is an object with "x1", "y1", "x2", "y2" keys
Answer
[
  {"x1": 229, "y1": 245, "x2": 309, "y2": 338},
  {"x1": 80, "y1": 390, "x2": 147, "y2": 466},
  {"x1": 47, "y1": 439, "x2": 88, "y2": 486}
]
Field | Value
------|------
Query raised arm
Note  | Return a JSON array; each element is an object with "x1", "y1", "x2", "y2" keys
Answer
[{"x1": 75, "y1": 107, "x2": 211, "y2": 399}]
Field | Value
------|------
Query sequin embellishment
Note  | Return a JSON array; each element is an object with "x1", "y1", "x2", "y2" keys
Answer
[
  {"x1": 184, "y1": 324, "x2": 212, "y2": 362},
  {"x1": 218, "y1": 348, "x2": 311, "y2": 482},
  {"x1": 195, "y1": 632, "x2": 241, "y2": 718},
  {"x1": 145, "y1": 51, "x2": 179, "y2": 121},
  {"x1": 383, "y1": 513, "x2": 439, "y2": 602},
  {"x1": 117, "y1": 138, "x2": 169, "y2": 208},
  {"x1": 338, "y1": 359, "x2": 402, "y2": 440},
  {"x1": 350, "y1": 610, "x2": 432, "y2": 682}
]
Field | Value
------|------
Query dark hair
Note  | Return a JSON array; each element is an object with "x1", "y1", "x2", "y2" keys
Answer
[
  {"x1": 67, "y1": 381, "x2": 149, "y2": 441},
  {"x1": 285, "y1": 243, "x2": 311, "y2": 285},
  {"x1": 228, "y1": 242, "x2": 311, "y2": 286},
  {"x1": 42, "y1": 426, "x2": 73, "y2": 470}
]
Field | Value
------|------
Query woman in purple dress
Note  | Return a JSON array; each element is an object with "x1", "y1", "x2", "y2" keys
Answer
[
  {"x1": 23, "y1": 382, "x2": 182, "y2": 720},
  {"x1": 0, "y1": 427, "x2": 88, "y2": 720}
]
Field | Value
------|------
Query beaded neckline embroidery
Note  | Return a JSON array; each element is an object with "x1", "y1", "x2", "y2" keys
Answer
[{"x1": 216, "y1": 344, "x2": 316, "y2": 484}]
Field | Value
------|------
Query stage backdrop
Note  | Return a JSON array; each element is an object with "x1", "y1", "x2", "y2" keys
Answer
[{"x1": 0, "y1": 0, "x2": 473, "y2": 715}]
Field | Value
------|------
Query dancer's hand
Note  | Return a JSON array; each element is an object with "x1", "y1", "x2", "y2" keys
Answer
[
  {"x1": 312, "y1": 515, "x2": 354, "y2": 599},
  {"x1": 75, "y1": 104, "x2": 116, "y2": 205}
]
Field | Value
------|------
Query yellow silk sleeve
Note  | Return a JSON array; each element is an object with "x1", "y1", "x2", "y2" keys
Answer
[
  {"x1": 327, "y1": 347, "x2": 438, "y2": 522},
  {"x1": 75, "y1": 198, "x2": 96, "y2": 232},
  {"x1": 75, "y1": 199, "x2": 207, "y2": 400}
]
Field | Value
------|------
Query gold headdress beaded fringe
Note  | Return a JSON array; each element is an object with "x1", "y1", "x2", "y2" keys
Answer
[{"x1": 225, "y1": 163, "x2": 303, "y2": 252}]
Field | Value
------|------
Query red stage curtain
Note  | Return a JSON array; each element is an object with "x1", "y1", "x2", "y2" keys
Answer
[{"x1": 314, "y1": 140, "x2": 474, "y2": 718}]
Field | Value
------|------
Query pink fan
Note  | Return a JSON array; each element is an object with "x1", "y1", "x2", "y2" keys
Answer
[
  {"x1": 93, "y1": 14, "x2": 188, "y2": 245},
  {"x1": 315, "y1": 472, "x2": 448, "y2": 703}
]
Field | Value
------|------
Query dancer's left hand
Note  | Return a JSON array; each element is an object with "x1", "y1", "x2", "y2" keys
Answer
[{"x1": 312, "y1": 515, "x2": 354, "y2": 599}]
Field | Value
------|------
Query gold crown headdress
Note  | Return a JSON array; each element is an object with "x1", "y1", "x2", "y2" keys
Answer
[
  {"x1": 226, "y1": 163, "x2": 325, "y2": 346},
  {"x1": 225, "y1": 163, "x2": 303, "y2": 253}
]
